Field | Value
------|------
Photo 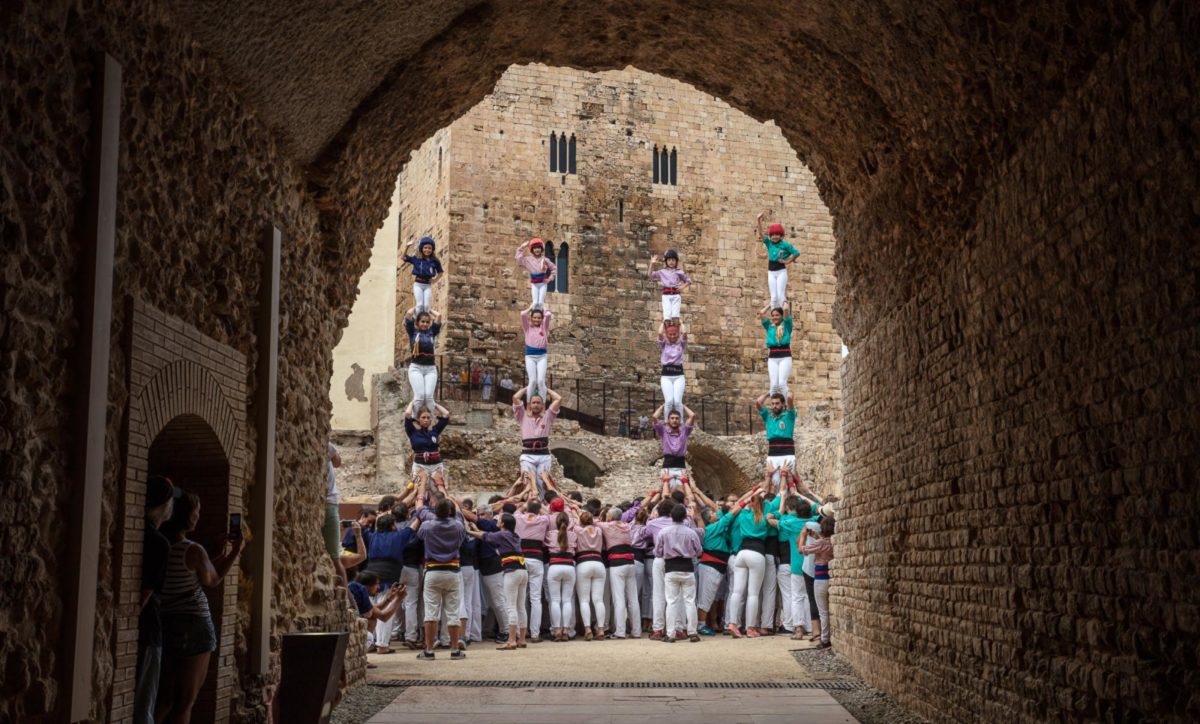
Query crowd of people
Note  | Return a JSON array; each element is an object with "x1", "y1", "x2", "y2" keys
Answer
[{"x1": 332, "y1": 219, "x2": 836, "y2": 661}]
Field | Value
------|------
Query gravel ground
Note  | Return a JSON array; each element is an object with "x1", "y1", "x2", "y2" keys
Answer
[
  {"x1": 793, "y1": 648, "x2": 928, "y2": 724},
  {"x1": 329, "y1": 684, "x2": 403, "y2": 724}
]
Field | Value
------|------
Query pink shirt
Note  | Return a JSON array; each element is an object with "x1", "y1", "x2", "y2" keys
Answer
[
  {"x1": 521, "y1": 309, "x2": 552, "y2": 349},
  {"x1": 801, "y1": 536, "x2": 834, "y2": 566},
  {"x1": 514, "y1": 402, "x2": 558, "y2": 441},
  {"x1": 598, "y1": 521, "x2": 634, "y2": 548},
  {"x1": 516, "y1": 247, "x2": 556, "y2": 280},
  {"x1": 658, "y1": 333, "x2": 687, "y2": 366},
  {"x1": 544, "y1": 523, "x2": 578, "y2": 554},
  {"x1": 514, "y1": 512, "x2": 552, "y2": 541},
  {"x1": 650, "y1": 268, "x2": 692, "y2": 290},
  {"x1": 573, "y1": 525, "x2": 604, "y2": 554}
]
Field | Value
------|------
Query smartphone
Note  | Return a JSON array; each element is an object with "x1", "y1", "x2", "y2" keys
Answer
[
  {"x1": 340, "y1": 519, "x2": 353, "y2": 529},
  {"x1": 229, "y1": 512, "x2": 242, "y2": 538}
]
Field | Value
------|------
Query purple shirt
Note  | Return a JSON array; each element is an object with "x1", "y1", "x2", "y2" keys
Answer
[
  {"x1": 633, "y1": 514, "x2": 694, "y2": 547},
  {"x1": 658, "y1": 333, "x2": 687, "y2": 366},
  {"x1": 415, "y1": 511, "x2": 466, "y2": 562},
  {"x1": 651, "y1": 268, "x2": 692, "y2": 291},
  {"x1": 654, "y1": 420, "x2": 693, "y2": 458},
  {"x1": 654, "y1": 522, "x2": 703, "y2": 559}
]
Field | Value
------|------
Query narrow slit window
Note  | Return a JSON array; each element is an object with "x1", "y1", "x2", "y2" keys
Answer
[
  {"x1": 558, "y1": 134, "x2": 567, "y2": 174},
  {"x1": 660, "y1": 147, "x2": 669, "y2": 182},
  {"x1": 549, "y1": 132, "x2": 557, "y2": 172},
  {"x1": 556, "y1": 242, "x2": 570, "y2": 294},
  {"x1": 669, "y1": 147, "x2": 677, "y2": 185},
  {"x1": 568, "y1": 134, "x2": 577, "y2": 174},
  {"x1": 618, "y1": 200, "x2": 624, "y2": 222},
  {"x1": 652, "y1": 145, "x2": 660, "y2": 184},
  {"x1": 544, "y1": 241, "x2": 557, "y2": 293}
]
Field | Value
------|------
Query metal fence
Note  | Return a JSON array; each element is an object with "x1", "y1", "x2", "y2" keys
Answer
[{"x1": 435, "y1": 357, "x2": 764, "y2": 437}]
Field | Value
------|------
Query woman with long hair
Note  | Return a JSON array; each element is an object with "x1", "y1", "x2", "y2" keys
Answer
[
  {"x1": 573, "y1": 510, "x2": 607, "y2": 641},
  {"x1": 156, "y1": 491, "x2": 242, "y2": 723},
  {"x1": 543, "y1": 508, "x2": 577, "y2": 642},
  {"x1": 402, "y1": 306, "x2": 443, "y2": 414}
]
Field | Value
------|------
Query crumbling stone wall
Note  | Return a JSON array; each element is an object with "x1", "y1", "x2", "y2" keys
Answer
[
  {"x1": 0, "y1": 2, "x2": 360, "y2": 721},
  {"x1": 835, "y1": 6, "x2": 1200, "y2": 721}
]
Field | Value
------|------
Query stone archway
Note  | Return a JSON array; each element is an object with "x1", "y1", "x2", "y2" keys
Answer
[
  {"x1": 685, "y1": 444, "x2": 753, "y2": 499},
  {"x1": 550, "y1": 442, "x2": 606, "y2": 488}
]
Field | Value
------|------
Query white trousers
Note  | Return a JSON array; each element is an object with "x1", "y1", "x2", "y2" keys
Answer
[
  {"x1": 660, "y1": 374, "x2": 685, "y2": 416},
  {"x1": 790, "y1": 568, "x2": 812, "y2": 632},
  {"x1": 459, "y1": 566, "x2": 481, "y2": 641},
  {"x1": 480, "y1": 570, "x2": 508, "y2": 633},
  {"x1": 814, "y1": 579, "x2": 831, "y2": 644},
  {"x1": 662, "y1": 467, "x2": 686, "y2": 489},
  {"x1": 651, "y1": 557, "x2": 667, "y2": 632},
  {"x1": 519, "y1": 454, "x2": 553, "y2": 483},
  {"x1": 768, "y1": 268, "x2": 789, "y2": 308},
  {"x1": 664, "y1": 571, "x2": 698, "y2": 636},
  {"x1": 413, "y1": 282, "x2": 432, "y2": 312},
  {"x1": 575, "y1": 560, "x2": 607, "y2": 629},
  {"x1": 530, "y1": 281, "x2": 547, "y2": 308},
  {"x1": 607, "y1": 565, "x2": 641, "y2": 637},
  {"x1": 524, "y1": 353, "x2": 548, "y2": 395},
  {"x1": 767, "y1": 356, "x2": 793, "y2": 397},
  {"x1": 767, "y1": 454, "x2": 796, "y2": 490},
  {"x1": 407, "y1": 363, "x2": 438, "y2": 414},
  {"x1": 525, "y1": 559, "x2": 545, "y2": 635},
  {"x1": 635, "y1": 560, "x2": 650, "y2": 619},
  {"x1": 728, "y1": 550, "x2": 766, "y2": 627},
  {"x1": 502, "y1": 569, "x2": 529, "y2": 629},
  {"x1": 777, "y1": 565, "x2": 794, "y2": 631},
  {"x1": 696, "y1": 563, "x2": 724, "y2": 612},
  {"x1": 546, "y1": 564, "x2": 576, "y2": 629},
  {"x1": 371, "y1": 589, "x2": 396, "y2": 648},
  {"x1": 660, "y1": 293, "x2": 681, "y2": 320},
  {"x1": 400, "y1": 565, "x2": 422, "y2": 642},
  {"x1": 760, "y1": 554, "x2": 778, "y2": 629}
]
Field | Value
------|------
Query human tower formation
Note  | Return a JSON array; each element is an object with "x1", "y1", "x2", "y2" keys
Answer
[{"x1": 359, "y1": 213, "x2": 834, "y2": 660}]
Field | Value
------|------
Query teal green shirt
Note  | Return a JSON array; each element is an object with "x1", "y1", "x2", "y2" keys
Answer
[
  {"x1": 761, "y1": 317, "x2": 792, "y2": 348},
  {"x1": 776, "y1": 513, "x2": 821, "y2": 574},
  {"x1": 759, "y1": 408, "x2": 797, "y2": 441},
  {"x1": 763, "y1": 496, "x2": 782, "y2": 544},
  {"x1": 701, "y1": 511, "x2": 734, "y2": 554},
  {"x1": 762, "y1": 236, "x2": 800, "y2": 263},
  {"x1": 730, "y1": 507, "x2": 772, "y2": 552}
]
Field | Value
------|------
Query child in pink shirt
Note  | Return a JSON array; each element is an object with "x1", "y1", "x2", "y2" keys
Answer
[
  {"x1": 649, "y1": 249, "x2": 692, "y2": 321},
  {"x1": 515, "y1": 238, "x2": 556, "y2": 309},
  {"x1": 520, "y1": 306, "x2": 552, "y2": 396}
]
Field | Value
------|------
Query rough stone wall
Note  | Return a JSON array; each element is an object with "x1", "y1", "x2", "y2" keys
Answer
[
  {"x1": 0, "y1": 2, "x2": 359, "y2": 721},
  {"x1": 836, "y1": 5, "x2": 1200, "y2": 722},
  {"x1": 395, "y1": 64, "x2": 840, "y2": 421}
]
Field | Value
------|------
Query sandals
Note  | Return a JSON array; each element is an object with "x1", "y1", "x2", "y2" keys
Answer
[
  {"x1": 584, "y1": 629, "x2": 594, "y2": 642},
  {"x1": 595, "y1": 630, "x2": 606, "y2": 641},
  {"x1": 496, "y1": 643, "x2": 518, "y2": 651},
  {"x1": 726, "y1": 624, "x2": 743, "y2": 639}
]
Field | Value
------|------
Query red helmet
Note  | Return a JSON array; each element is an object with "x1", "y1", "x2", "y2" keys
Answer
[
  {"x1": 529, "y1": 238, "x2": 545, "y2": 250},
  {"x1": 768, "y1": 223, "x2": 785, "y2": 236}
]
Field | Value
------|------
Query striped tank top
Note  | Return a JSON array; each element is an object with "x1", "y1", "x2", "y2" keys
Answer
[{"x1": 160, "y1": 539, "x2": 211, "y2": 617}]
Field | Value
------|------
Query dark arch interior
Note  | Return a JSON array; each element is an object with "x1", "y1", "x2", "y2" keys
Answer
[
  {"x1": 147, "y1": 414, "x2": 231, "y2": 723},
  {"x1": 676, "y1": 446, "x2": 751, "y2": 499},
  {"x1": 551, "y1": 447, "x2": 603, "y2": 488}
]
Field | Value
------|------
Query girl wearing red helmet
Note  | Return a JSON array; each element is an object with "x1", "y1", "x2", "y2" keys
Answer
[
  {"x1": 755, "y1": 212, "x2": 801, "y2": 309},
  {"x1": 515, "y1": 238, "x2": 557, "y2": 309}
]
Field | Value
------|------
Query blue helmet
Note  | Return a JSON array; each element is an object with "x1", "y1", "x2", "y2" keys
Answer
[
  {"x1": 664, "y1": 249, "x2": 679, "y2": 260},
  {"x1": 418, "y1": 236, "x2": 436, "y2": 252}
]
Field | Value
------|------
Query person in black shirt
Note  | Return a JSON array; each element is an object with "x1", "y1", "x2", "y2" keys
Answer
[{"x1": 134, "y1": 475, "x2": 175, "y2": 724}]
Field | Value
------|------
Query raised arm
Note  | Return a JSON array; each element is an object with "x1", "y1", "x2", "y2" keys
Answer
[
  {"x1": 754, "y1": 392, "x2": 769, "y2": 411},
  {"x1": 682, "y1": 404, "x2": 697, "y2": 426},
  {"x1": 513, "y1": 385, "x2": 528, "y2": 406},
  {"x1": 545, "y1": 387, "x2": 563, "y2": 414},
  {"x1": 651, "y1": 403, "x2": 664, "y2": 422},
  {"x1": 648, "y1": 254, "x2": 661, "y2": 276},
  {"x1": 755, "y1": 211, "x2": 766, "y2": 239}
]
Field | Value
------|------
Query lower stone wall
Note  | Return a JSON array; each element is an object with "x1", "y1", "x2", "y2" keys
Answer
[{"x1": 836, "y1": 6, "x2": 1200, "y2": 722}]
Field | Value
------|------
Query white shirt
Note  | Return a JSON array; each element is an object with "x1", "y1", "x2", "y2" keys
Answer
[{"x1": 326, "y1": 442, "x2": 339, "y2": 504}]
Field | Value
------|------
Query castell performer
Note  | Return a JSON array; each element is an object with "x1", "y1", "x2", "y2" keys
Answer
[
  {"x1": 657, "y1": 319, "x2": 687, "y2": 415},
  {"x1": 401, "y1": 235, "x2": 443, "y2": 313},
  {"x1": 756, "y1": 212, "x2": 800, "y2": 310},
  {"x1": 515, "y1": 238, "x2": 556, "y2": 309},
  {"x1": 512, "y1": 384, "x2": 563, "y2": 497},
  {"x1": 756, "y1": 391, "x2": 797, "y2": 493},
  {"x1": 648, "y1": 249, "x2": 692, "y2": 321},
  {"x1": 403, "y1": 399, "x2": 450, "y2": 489},
  {"x1": 401, "y1": 306, "x2": 443, "y2": 414},
  {"x1": 759, "y1": 301, "x2": 794, "y2": 398},
  {"x1": 651, "y1": 402, "x2": 695, "y2": 490}
]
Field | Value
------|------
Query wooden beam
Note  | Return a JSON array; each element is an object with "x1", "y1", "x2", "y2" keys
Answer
[
  {"x1": 62, "y1": 51, "x2": 121, "y2": 722},
  {"x1": 248, "y1": 225, "x2": 281, "y2": 674}
]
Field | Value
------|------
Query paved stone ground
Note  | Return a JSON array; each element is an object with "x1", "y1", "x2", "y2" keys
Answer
[
  {"x1": 367, "y1": 686, "x2": 855, "y2": 723},
  {"x1": 366, "y1": 632, "x2": 820, "y2": 683}
]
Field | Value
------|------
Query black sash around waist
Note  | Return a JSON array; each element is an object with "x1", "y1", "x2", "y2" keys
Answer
[
  {"x1": 575, "y1": 550, "x2": 603, "y2": 563},
  {"x1": 767, "y1": 439, "x2": 796, "y2": 456},
  {"x1": 521, "y1": 437, "x2": 550, "y2": 455},
  {"x1": 548, "y1": 551, "x2": 576, "y2": 566},
  {"x1": 777, "y1": 537, "x2": 792, "y2": 564},
  {"x1": 412, "y1": 450, "x2": 442, "y2": 464},
  {"x1": 662, "y1": 454, "x2": 687, "y2": 469},
  {"x1": 605, "y1": 544, "x2": 635, "y2": 567},
  {"x1": 740, "y1": 537, "x2": 768, "y2": 554},
  {"x1": 664, "y1": 557, "x2": 695, "y2": 573},
  {"x1": 768, "y1": 345, "x2": 792, "y2": 359},
  {"x1": 699, "y1": 550, "x2": 729, "y2": 572},
  {"x1": 414, "y1": 275, "x2": 433, "y2": 284},
  {"x1": 409, "y1": 353, "x2": 435, "y2": 367},
  {"x1": 520, "y1": 538, "x2": 547, "y2": 561},
  {"x1": 477, "y1": 555, "x2": 502, "y2": 576},
  {"x1": 768, "y1": 260, "x2": 786, "y2": 271},
  {"x1": 660, "y1": 287, "x2": 681, "y2": 295},
  {"x1": 661, "y1": 363, "x2": 683, "y2": 377}
]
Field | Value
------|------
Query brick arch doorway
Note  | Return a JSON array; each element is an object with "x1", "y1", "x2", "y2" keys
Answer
[
  {"x1": 683, "y1": 445, "x2": 752, "y2": 498},
  {"x1": 550, "y1": 442, "x2": 605, "y2": 488},
  {"x1": 149, "y1": 414, "x2": 232, "y2": 724}
]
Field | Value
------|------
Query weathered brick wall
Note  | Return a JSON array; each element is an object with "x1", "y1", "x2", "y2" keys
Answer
[
  {"x1": 396, "y1": 65, "x2": 841, "y2": 420},
  {"x1": 835, "y1": 5, "x2": 1200, "y2": 721},
  {"x1": 0, "y1": 2, "x2": 360, "y2": 721}
]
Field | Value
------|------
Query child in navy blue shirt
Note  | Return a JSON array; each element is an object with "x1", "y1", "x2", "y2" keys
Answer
[{"x1": 401, "y1": 236, "x2": 444, "y2": 312}]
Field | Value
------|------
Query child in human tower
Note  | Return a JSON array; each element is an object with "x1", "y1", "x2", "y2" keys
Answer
[
  {"x1": 515, "y1": 238, "x2": 556, "y2": 309},
  {"x1": 755, "y1": 212, "x2": 801, "y2": 309},
  {"x1": 648, "y1": 249, "x2": 692, "y2": 322}
]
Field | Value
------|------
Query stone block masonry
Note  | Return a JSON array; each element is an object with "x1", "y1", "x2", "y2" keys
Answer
[{"x1": 393, "y1": 64, "x2": 842, "y2": 424}]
